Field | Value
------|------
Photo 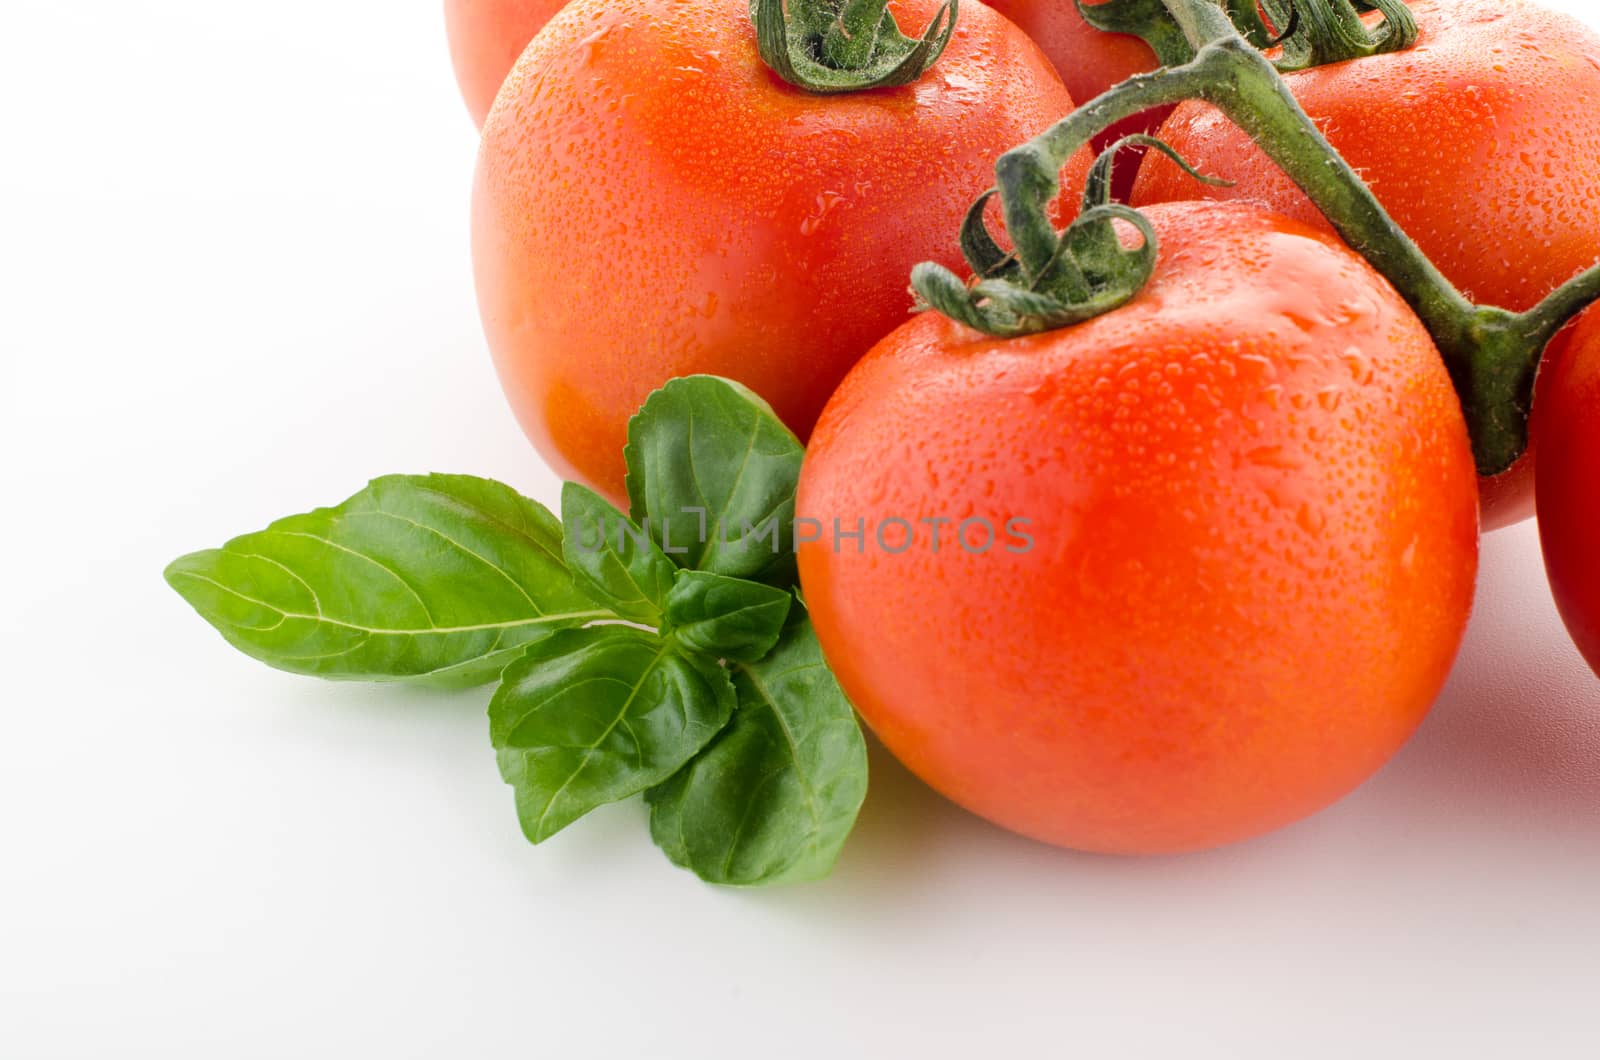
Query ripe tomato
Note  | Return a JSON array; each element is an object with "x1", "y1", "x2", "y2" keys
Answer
[
  {"x1": 983, "y1": 0, "x2": 1162, "y2": 198},
  {"x1": 796, "y1": 201, "x2": 1479, "y2": 854},
  {"x1": 445, "y1": 0, "x2": 568, "y2": 127},
  {"x1": 1130, "y1": 0, "x2": 1600, "y2": 529},
  {"x1": 474, "y1": 0, "x2": 1090, "y2": 501},
  {"x1": 1537, "y1": 304, "x2": 1600, "y2": 678},
  {"x1": 983, "y1": 0, "x2": 1158, "y2": 125}
]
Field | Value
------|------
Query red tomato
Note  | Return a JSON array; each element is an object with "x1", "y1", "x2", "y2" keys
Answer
[
  {"x1": 445, "y1": 0, "x2": 568, "y2": 127},
  {"x1": 1537, "y1": 304, "x2": 1600, "y2": 678},
  {"x1": 797, "y1": 201, "x2": 1479, "y2": 854},
  {"x1": 983, "y1": 0, "x2": 1163, "y2": 198},
  {"x1": 1131, "y1": 0, "x2": 1600, "y2": 529},
  {"x1": 473, "y1": 0, "x2": 1091, "y2": 501},
  {"x1": 984, "y1": 0, "x2": 1158, "y2": 123}
]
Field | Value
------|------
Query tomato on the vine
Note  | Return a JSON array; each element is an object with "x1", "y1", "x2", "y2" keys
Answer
[
  {"x1": 1537, "y1": 305, "x2": 1600, "y2": 679},
  {"x1": 983, "y1": 0, "x2": 1166, "y2": 198},
  {"x1": 473, "y1": 0, "x2": 1091, "y2": 501},
  {"x1": 797, "y1": 201, "x2": 1479, "y2": 854},
  {"x1": 984, "y1": 0, "x2": 1159, "y2": 128},
  {"x1": 445, "y1": 0, "x2": 568, "y2": 127},
  {"x1": 1131, "y1": 0, "x2": 1600, "y2": 529}
]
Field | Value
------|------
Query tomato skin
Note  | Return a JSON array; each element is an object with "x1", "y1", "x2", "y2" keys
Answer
[
  {"x1": 983, "y1": 0, "x2": 1163, "y2": 198},
  {"x1": 983, "y1": 0, "x2": 1157, "y2": 125},
  {"x1": 1537, "y1": 305, "x2": 1600, "y2": 678},
  {"x1": 1130, "y1": 0, "x2": 1600, "y2": 529},
  {"x1": 796, "y1": 202, "x2": 1479, "y2": 854},
  {"x1": 473, "y1": 0, "x2": 1090, "y2": 501},
  {"x1": 445, "y1": 0, "x2": 568, "y2": 127}
]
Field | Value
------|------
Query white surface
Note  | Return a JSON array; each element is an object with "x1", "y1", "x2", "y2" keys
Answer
[{"x1": 4, "y1": 2, "x2": 1600, "y2": 1056}]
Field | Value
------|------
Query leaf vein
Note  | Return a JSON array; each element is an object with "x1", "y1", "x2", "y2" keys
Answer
[
  {"x1": 354, "y1": 508, "x2": 544, "y2": 614},
  {"x1": 264, "y1": 528, "x2": 437, "y2": 623},
  {"x1": 170, "y1": 570, "x2": 605, "y2": 635},
  {"x1": 531, "y1": 644, "x2": 672, "y2": 836}
]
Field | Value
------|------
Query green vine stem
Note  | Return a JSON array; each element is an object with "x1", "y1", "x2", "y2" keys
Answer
[
  {"x1": 1074, "y1": 0, "x2": 1201, "y2": 67},
  {"x1": 911, "y1": 0, "x2": 1600, "y2": 475},
  {"x1": 753, "y1": 0, "x2": 958, "y2": 94}
]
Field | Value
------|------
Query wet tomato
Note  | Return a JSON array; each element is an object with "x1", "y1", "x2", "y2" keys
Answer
[
  {"x1": 797, "y1": 201, "x2": 1479, "y2": 854},
  {"x1": 473, "y1": 0, "x2": 1090, "y2": 500}
]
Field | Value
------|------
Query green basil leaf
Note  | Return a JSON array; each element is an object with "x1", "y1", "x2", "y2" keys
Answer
[
  {"x1": 648, "y1": 613, "x2": 868, "y2": 885},
  {"x1": 664, "y1": 570, "x2": 792, "y2": 663},
  {"x1": 560, "y1": 482, "x2": 676, "y2": 625},
  {"x1": 624, "y1": 376, "x2": 802, "y2": 586},
  {"x1": 165, "y1": 475, "x2": 607, "y2": 688},
  {"x1": 491, "y1": 626, "x2": 736, "y2": 843}
]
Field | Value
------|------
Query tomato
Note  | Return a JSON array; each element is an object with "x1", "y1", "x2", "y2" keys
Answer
[
  {"x1": 1537, "y1": 304, "x2": 1600, "y2": 678},
  {"x1": 984, "y1": 0, "x2": 1158, "y2": 126},
  {"x1": 473, "y1": 0, "x2": 1091, "y2": 501},
  {"x1": 983, "y1": 0, "x2": 1162, "y2": 199},
  {"x1": 1130, "y1": 0, "x2": 1600, "y2": 529},
  {"x1": 796, "y1": 201, "x2": 1479, "y2": 854},
  {"x1": 446, "y1": 0, "x2": 568, "y2": 127}
]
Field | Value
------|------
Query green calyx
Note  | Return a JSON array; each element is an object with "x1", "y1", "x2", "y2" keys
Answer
[
  {"x1": 1263, "y1": 0, "x2": 1419, "y2": 72},
  {"x1": 913, "y1": 135, "x2": 1228, "y2": 338},
  {"x1": 753, "y1": 0, "x2": 958, "y2": 94},
  {"x1": 1075, "y1": 0, "x2": 1420, "y2": 76}
]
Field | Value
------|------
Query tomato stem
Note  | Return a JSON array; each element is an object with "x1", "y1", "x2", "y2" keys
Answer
[
  {"x1": 912, "y1": 0, "x2": 1600, "y2": 476},
  {"x1": 821, "y1": 0, "x2": 892, "y2": 68},
  {"x1": 1522, "y1": 264, "x2": 1600, "y2": 347},
  {"x1": 753, "y1": 0, "x2": 958, "y2": 95},
  {"x1": 1074, "y1": 0, "x2": 1199, "y2": 67}
]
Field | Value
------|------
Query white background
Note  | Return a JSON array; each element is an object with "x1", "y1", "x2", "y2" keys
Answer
[{"x1": 5, "y1": 1, "x2": 1600, "y2": 1055}]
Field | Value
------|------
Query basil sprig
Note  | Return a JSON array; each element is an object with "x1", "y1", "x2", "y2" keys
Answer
[{"x1": 166, "y1": 376, "x2": 868, "y2": 886}]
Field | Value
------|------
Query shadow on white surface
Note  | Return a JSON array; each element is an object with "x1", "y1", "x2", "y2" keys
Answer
[{"x1": 1375, "y1": 522, "x2": 1600, "y2": 835}]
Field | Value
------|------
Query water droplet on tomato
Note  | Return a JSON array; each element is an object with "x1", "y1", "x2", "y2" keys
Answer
[
  {"x1": 577, "y1": 26, "x2": 610, "y2": 65},
  {"x1": 1282, "y1": 309, "x2": 1318, "y2": 333},
  {"x1": 1341, "y1": 348, "x2": 1375, "y2": 386},
  {"x1": 1246, "y1": 445, "x2": 1303, "y2": 470},
  {"x1": 1295, "y1": 504, "x2": 1323, "y2": 535},
  {"x1": 800, "y1": 191, "x2": 846, "y2": 236},
  {"x1": 1238, "y1": 353, "x2": 1277, "y2": 381}
]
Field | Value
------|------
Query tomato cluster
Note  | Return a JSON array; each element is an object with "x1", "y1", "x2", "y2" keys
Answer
[{"x1": 450, "y1": 0, "x2": 1600, "y2": 855}]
